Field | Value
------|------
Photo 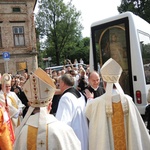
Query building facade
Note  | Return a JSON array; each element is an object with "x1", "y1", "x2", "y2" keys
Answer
[{"x1": 0, "y1": 0, "x2": 38, "y2": 75}]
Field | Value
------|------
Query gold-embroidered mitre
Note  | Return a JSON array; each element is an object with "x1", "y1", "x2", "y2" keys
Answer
[
  {"x1": 23, "y1": 68, "x2": 56, "y2": 107},
  {"x1": 101, "y1": 58, "x2": 122, "y2": 83},
  {"x1": 1, "y1": 73, "x2": 11, "y2": 85}
]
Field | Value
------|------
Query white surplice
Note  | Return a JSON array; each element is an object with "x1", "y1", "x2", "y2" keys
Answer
[
  {"x1": 85, "y1": 93, "x2": 150, "y2": 150},
  {"x1": 56, "y1": 92, "x2": 89, "y2": 150},
  {"x1": 14, "y1": 113, "x2": 81, "y2": 150}
]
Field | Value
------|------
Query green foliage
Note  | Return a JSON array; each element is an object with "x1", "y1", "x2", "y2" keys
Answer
[
  {"x1": 68, "y1": 37, "x2": 90, "y2": 64},
  {"x1": 118, "y1": 0, "x2": 150, "y2": 23},
  {"x1": 35, "y1": 0, "x2": 84, "y2": 66}
]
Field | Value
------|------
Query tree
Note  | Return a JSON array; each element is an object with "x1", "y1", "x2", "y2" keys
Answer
[
  {"x1": 118, "y1": 0, "x2": 150, "y2": 23},
  {"x1": 35, "y1": 0, "x2": 83, "y2": 65},
  {"x1": 60, "y1": 37, "x2": 90, "y2": 64},
  {"x1": 73, "y1": 37, "x2": 90, "y2": 64}
]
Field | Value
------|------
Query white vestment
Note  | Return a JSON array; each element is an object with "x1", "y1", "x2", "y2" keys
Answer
[
  {"x1": 14, "y1": 113, "x2": 81, "y2": 150},
  {"x1": 0, "y1": 90, "x2": 25, "y2": 130},
  {"x1": 85, "y1": 93, "x2": 150, "y2": 150},
  {"x1": 56, "y1": 91, "x2": 89, "y2": 150},
  {"x1": 0, "y1": 91, "x2": 24, "y2": 117}
]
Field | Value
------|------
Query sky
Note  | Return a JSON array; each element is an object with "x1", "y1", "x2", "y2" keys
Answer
[{"x1": 35, "y1": 0, "x2": 121, "y2": 37}]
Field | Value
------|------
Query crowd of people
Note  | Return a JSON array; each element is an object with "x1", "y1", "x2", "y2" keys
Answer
[
  {"x1": 0, "y1": 58, "x2": 150, "y2": 150},
  {"x1": 0, "y1": 60, "x2": 105, "y2": 150},
  {"x1": 47, "y1": 60, "x2": 105, "y2": 115}
]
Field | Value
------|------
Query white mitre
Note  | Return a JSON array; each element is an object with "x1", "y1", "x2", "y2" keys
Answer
[
  {"x1": 1, "y1": 73, "x2": 11, "y2": 85},
  {"x1": 101, "y1": 58, "x2": 122, "y2": 83},
  {"x1": 23, "y1": 68, "x2": 56, "y2": 107},
  {"x1": 101, "y1": 58, "x2": 128, "y2": 116}
]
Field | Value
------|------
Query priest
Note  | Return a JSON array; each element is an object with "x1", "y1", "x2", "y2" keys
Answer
[
  {"x1": 85, "y1": 58, "x2": 150, "y2": 150},
  {"x1": 14, "y1": 68, "x2": 81, "y2": 150}
]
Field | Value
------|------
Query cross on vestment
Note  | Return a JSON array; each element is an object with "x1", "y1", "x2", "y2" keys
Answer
[{"x1": 39, "y1": 140, "x2": 45, "y2": 147}]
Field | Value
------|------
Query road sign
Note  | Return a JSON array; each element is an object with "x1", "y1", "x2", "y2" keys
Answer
[{"x1": 2, "y1": 52, "x2": 10, "y2": 60}]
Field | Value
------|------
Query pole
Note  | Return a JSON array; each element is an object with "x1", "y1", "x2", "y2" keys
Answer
[{"x1": 5, "y1": 60, "x2": 9, "y2": 73}]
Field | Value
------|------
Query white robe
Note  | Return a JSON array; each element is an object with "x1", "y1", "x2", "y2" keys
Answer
[
  {"x1": 85, "y1": 94, "x2": 150, "y2": 150},
  {"x1": 0, "y1": 91, "x2": 25, "y2": 118},
  {"x1": 0, "y1": 90, "x2": 25, "y2": 131},
  {"x1": 56, "y1": 92, "x2": 89, "y2": 150},
  {"x1": 13, "y1": 113, "x2": 81, "y2": 150}
]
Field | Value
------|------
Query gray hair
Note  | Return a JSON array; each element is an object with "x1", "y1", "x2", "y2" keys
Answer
[{"x1": 60, "y1": 74, "x2": 74, "y2": 86}]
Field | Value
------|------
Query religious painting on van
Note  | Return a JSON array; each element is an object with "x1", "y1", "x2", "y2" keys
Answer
[{"x1": 98, "y1": 24, "x2": 129, "y2": 94}]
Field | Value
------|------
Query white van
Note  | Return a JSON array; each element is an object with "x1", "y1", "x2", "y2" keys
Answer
[{"x1": 89, "y1": 11, "x2": 150, "y2": 116}]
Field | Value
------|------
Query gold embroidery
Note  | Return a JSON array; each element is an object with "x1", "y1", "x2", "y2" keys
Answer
[
  {"x1": 24, "y1": 89, "x2": 28, "y2": 94},
  {"x1": 8, "y1": 96, "x2": 18, "y2": 109},
  {"x1": 27, "y1": 126, "x2": 37, "y2": 150},
  {"x1": 8, "y1": 96, "x2": 21, "y2": 127},
  {"x1": 45, "y1": 88, "x2": 50, "y2": 93},
  {"x1": 27, "y1": 125, "x2": 48, "y2": 150},
  {"x1": 112, "y1": 102, "x2": 126, "y2": 150}
]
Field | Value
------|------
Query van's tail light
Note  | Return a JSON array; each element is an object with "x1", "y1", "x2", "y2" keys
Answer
[{"x1": 136, "y1": 90, "x2": 142, "y2": 104}]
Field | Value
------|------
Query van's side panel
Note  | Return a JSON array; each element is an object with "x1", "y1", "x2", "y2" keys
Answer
[
  {"x1": 130, "y1": 14, "x2": 150, "y2": 114},
  {"x1": 90, "y1": 12, "x2": 150, "y2": 115}
]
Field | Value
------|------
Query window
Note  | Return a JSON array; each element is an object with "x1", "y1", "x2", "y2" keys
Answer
[
  {"x1": 138, "y1": 31, "x2": 150, "y2": 84},
  {"x1": 12, "y1": 7, "x2": 21, "y2": 12},
  {"x1": 0, "y1": 27, "x2": 2, "y2": 47},
  {"x1": 92, "y1": 18, "x2": 131, "y2": 95},
  {"x1": 13, "y1": 26, "x2": 25, "y2": 46}
]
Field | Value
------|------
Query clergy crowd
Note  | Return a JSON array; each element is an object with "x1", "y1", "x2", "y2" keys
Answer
[{"x1": 0, "y1": 58, "x2": 150, "y2": 150}]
